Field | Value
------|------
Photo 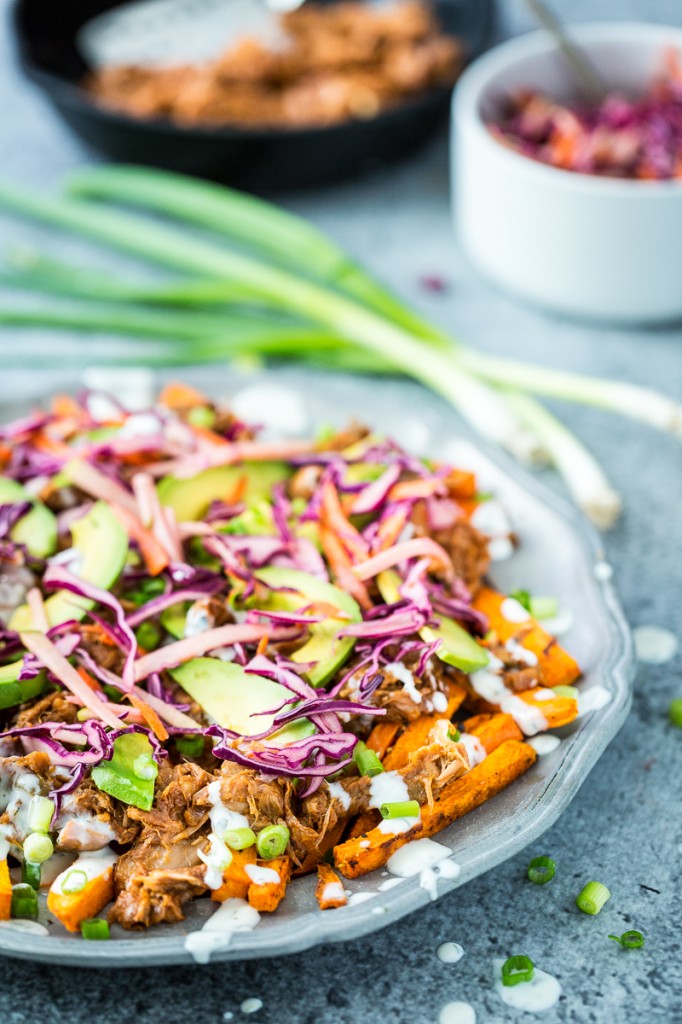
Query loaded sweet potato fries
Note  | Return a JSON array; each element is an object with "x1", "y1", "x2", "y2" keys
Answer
[{"x1": 0, "y1": 383, "x2": 581, "y2": 938}]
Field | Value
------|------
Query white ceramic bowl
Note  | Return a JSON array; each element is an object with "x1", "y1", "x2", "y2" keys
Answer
[{"x1": 453, "y1": 23, "x2": 682, "y2": 323}]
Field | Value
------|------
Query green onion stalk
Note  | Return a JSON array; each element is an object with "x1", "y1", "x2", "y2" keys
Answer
[{"x1": 0, "y1": 167, "x2": 681, "y2": 527}]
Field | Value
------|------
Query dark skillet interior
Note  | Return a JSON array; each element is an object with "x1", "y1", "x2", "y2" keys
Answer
[{"x1": 12, "y1": 0, "x2": 495, "y2": 192}]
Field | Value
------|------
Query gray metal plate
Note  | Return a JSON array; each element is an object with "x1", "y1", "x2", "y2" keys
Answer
[{"x1": 0, "y1": 368, "x2": 634, "y2": 967}]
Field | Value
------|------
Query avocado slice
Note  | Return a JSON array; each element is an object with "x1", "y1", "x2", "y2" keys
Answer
[
  {"x1": 92, "y1": 733, "x2": 156, "y2": 811},
  {"x1": 170, "y1": 657, "x2": 314, "y2": 745},
  {"x1": 157, "y1": 462, "x2": 289, "y2": 523},
  {"x1": 10, "y1": 501, "x2": 128, "y2": 631},
  {"x1": 0, "y1": 660, "x2": 47, "y2": 710},
  {"x1": 0, "y1": 477, "x2": 57, "y2": 559},
  {"x1": 377, "y1": 570, "x2": 489, "y2": 674},
  {"x1": 254, "y1": 567, "x2": 361, "y2": 687}
]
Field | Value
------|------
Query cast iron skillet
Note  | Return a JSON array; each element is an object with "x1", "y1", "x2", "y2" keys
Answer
[{"x1": 11, "y1": 0, "x2": 495, "y2": 192}]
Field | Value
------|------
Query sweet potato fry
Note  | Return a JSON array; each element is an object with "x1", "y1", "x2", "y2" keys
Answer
[
  {"x1": 315, "y1": 863, "x2": 348, "y2": 910},
  {"x1": 0, "y1": 860, "x2": 11, "y2": 921},
  {"x1": 366, "y1": 721, "x2": 400, "y2": 759},
  {"x1": 247, "y1": 857, "x2": 292, "y2": 913},
  {"x1": 334, "y1": 740, "x2": 537, "y2": 879},
  {"x1": 383, "y1": 681, "x2": 467, "y2": 772},
  {"x1": 48, "y1": 861, "x2": 115, "y2": 932},
  {"x1": 463, "y1": 712, "x2": 523, "y2": 752},
  {"x1": 473, "y1": 587, "x2": 581, "y2": 687},
  {"x1": 211, "y1": 847, "x2": 257, "y2": 903},
  {"x1": 516, "y1": 690, "x2": 578, "y2": 729}
]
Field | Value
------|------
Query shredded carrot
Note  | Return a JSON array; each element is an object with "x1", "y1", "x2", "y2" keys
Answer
[
  {"x1": 0, "y1": 860, "x2": 11, "y2": 921},
  {"x1": 256, "y1": 634, "x2": 270, "y2": 657},
  {"x1": 159, "y1": 381, "x2": 208, "y2": 410},
  {"x1": 374, "y1": 505, "x2": 410, "y2": 552},
  {"x1": 109, "y1": 503, "x2": 170, "y2": 577},
  {"x1": 128, "y1": 692, "x2": 170, "y2": 742},
  {"x1": 76, "y1": 666, "x2": 102, "y2": 693},
  {"x1": 387, "y1": 478, "x2": 446, "y2": 502},
  {"x1": 320, "y1": 480, "x2": 369, "y2": 562},
  {"x1": 319, "y1": 524, "x2": 372, "y2": 610},
  {"x1": 51, "y1": 394, "x2": 85, "y2": 421}
]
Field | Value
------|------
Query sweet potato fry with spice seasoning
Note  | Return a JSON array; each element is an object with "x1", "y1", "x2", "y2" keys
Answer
[
  {"x1": 316, "y1": 863, "x2": 348, "y2": 910},
  {"x1": 211, "y1": 848, "x2": 257, "y2": 903},
  {"x1": 463, "y1": 713, "x2": 523, "y2": 752},
  {"x1": 383, "y1": 681, "x2": 468, "y2": 772},
  {"x1": 472, "y1": 587, "x2": 581, "y2": 687},
  {"x1": 334, "y1": 740, "x2": 537, "y2": 879},
  {"x1": 247, "y1": 857, "x2": 292, "y2": 913}
]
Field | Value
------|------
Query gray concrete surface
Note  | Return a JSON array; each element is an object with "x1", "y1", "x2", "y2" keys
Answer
[{"x1": 1, "y1": 0, "x2": 681, "y2": 1021}]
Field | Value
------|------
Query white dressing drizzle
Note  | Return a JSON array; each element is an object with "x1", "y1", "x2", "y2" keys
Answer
[
  {"x1": 577, "y1": 686, "x2": 612, "y2": 717},
  {"x1": 346, "y1": 891, "x2": 374, "y2": 906},
  {"x1": 431, "y1": 691, "x2": 448, "y2": 713},
  {"x1": 387, "y1": 838, "x2": 459, "y2": 901},
  {"x1": 528, "y1": 735, "x2": 561, "y2": 756},
  {"x1": 185, "y1": 898, "x2": 260, "y2": 964},
  {"x1": 327, "y1": 781, "x2": 351, "y2": 812},
  {"x1": 594, "y1": 561, "x2": 614, "y2": 581},
  {"x1": 321, "y1": 881, "x2": 346, "y2": 904},
  {"x1": 633, "y1": 626, "x2": 679, "y2": 665},
  {"x1": 201, "y1": 780, "x2": 252, "y2": 890},
  {"x1": 384, "y1": 661, "x2": 422, "y2": 705},
  {"x1": 378, "y1": 876, "x2": 404, "y2": 892},
  {"x1": 500, "y1": 597, "x2": 531, "y2": 623},
  {"x1": 50, "y1": 850, "x2": 117, "y2": 895},
  {"x1": 0, "y1": 920, "x2": 49, "y2": 936},
  {"x1": 492, "y1": 958, "x2": 561, "y2": 1012},
  {"x1": 458, "y1": 733, "x2": 487, "y2": 767},
  {"x1": 469, "y1": 657, "x2": 547, "y2": 736},
  {"x1": 505, "y1": 638, "x2": 538, "y2": 666},
  {"x1": 184, "y1": 599, "x2": 216, "y2": 639},
  {"x1": 244, "y1": 864, "x2": 280, "y2": 886},
  {"x1": 439, "y1": 1001, "x2": 476, "y2": 1024},
  {"x1": 240, "y1": 998, "x2": 263, "y2": 1014},
  {"x1": 437, "y1": 941, "x2": 465, "y2": 964}
]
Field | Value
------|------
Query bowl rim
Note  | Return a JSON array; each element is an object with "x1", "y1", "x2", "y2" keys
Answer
[{"x1": 453, "y1": 20, "x2": 682, "y2": 196}]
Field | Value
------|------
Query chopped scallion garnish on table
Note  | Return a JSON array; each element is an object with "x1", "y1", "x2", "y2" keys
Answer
[
  {"x1": 669, "y1": 699, "x2": 682, "y2": 728},
  {"x1": 576, "y1": 881, "x2": 611, "y2": 915},
  {"x1": 527, "y1": 855, "x2": 556, "y2": 885},
  {"x1": 608, "y1": 930, "x2": 645, "y2": 949},
  {"x1": 501, "y1": 955, "x2": 535, "y2": 987}
]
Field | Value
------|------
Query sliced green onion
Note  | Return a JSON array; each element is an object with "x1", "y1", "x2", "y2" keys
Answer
[
  {"x1": 529, "y1": 596, "x2": 559, "y2": 620},
  {"x1": 553, "y1": 685, "x2": 579, "y2": 699},
  {"x1": 527, "y1": 855, "x2": 556, "y2": 885},
  {"x1": 23, "y1": 833, "x2": 54, "y2": 865},
  {"x1": 21, "y1": 861, "x2": 41, "y2": 890},
  {"x1": 102, "y1": 684, "x2": 124, "y2": 704},
  {"x1": 133, "y1": 754, "x2": 158, "y2": 782},
  {"x1": 61, "y1": 869, "x2": 88, "y2": 894},
  {"x1": 448, "y1": 728, "x2": 461, "y2": 743},
  {"x1": 187, "y1": 405, "x2": 215, "y2": 428},
  {"x1": 576, "y1": 881, "x2": 611, "y2": 915},
  {"x1": 126, "y1": 577, "x2": 167, "y2": 607},
  {"x1": 11, "y1": 883, "x2": 38, "y2": 920},
  {"x1": 27, "y1": 795, "x2": 54, "y2": 834},
  {"x1": 223, "y1": 828, "x2": 257, "y2": 851},
  {"x1": 353, "y1": 741, "x2": 384, "y2": 778},
  {"x1": 510, "y1": 590, "x2": 532, "y2": 613},
  {"x1": 501, "y1": 955, "x2": 534, "y2": 987},
  {"x1": 135, "y1": 620, "x2": 162, "y2": 651},
  {"x1": 81, "y1": 917, "x2": 111, "y2": 941},
  {"x1": 175, "y1": 735, "x2": 205, "y2": 758},
  {"x1": 256, "y1": 824, "x2": 290, "y2": 861},
  {"x1": 669, "y1": 699, "x2": 682, "y2": 728},
  {"x1": 608, "y1": 930, "x2": 645, "y2": 949},
  {"x1": 380, "y1": 801, "x2": 420, "y2": 820}
]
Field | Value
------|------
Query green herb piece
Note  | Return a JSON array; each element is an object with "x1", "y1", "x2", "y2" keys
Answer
[
  {"x1": 223, "y1": 828, "x2": 257, "y2": 851},
  {"x1": 352, "y1": 741, "x2": 384, "y2": 778},
  {"x1": 81, "y1": 917, "x2": 110, "y2": 941},
  {"x1": 11, "y1": 883, "x2": 38, "y2": 920},
  {"x1": 380, "y1": 801, "x2": 420, "y2": 820},
  {"x1": 175, "y1": 734, "x2": 205, "y2": 758},
  {"x1": 527, "y1": 855, "x2": 556, "y2": 885},
  {"x1": 256, "y1": 824, "x2": 290, "y2": 860},
  {"x1": 501, "y1": 955, "x2": 534, "y2": 987},
  {"x1": 608, "y1": 930, "x2": 645, "y2": 949},
  {"x1": 576, "y1": 881, "x2": 611, "y2": 915}
]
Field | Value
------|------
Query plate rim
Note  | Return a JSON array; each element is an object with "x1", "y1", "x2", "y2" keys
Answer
[{"x1": 0, "y1": 372, "x2": 634, "y2": 967}]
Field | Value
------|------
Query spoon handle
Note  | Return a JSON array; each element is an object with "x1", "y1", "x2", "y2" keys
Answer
[{"x1": 525, "y1": 0, "x2": 607, "y2": 104}]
